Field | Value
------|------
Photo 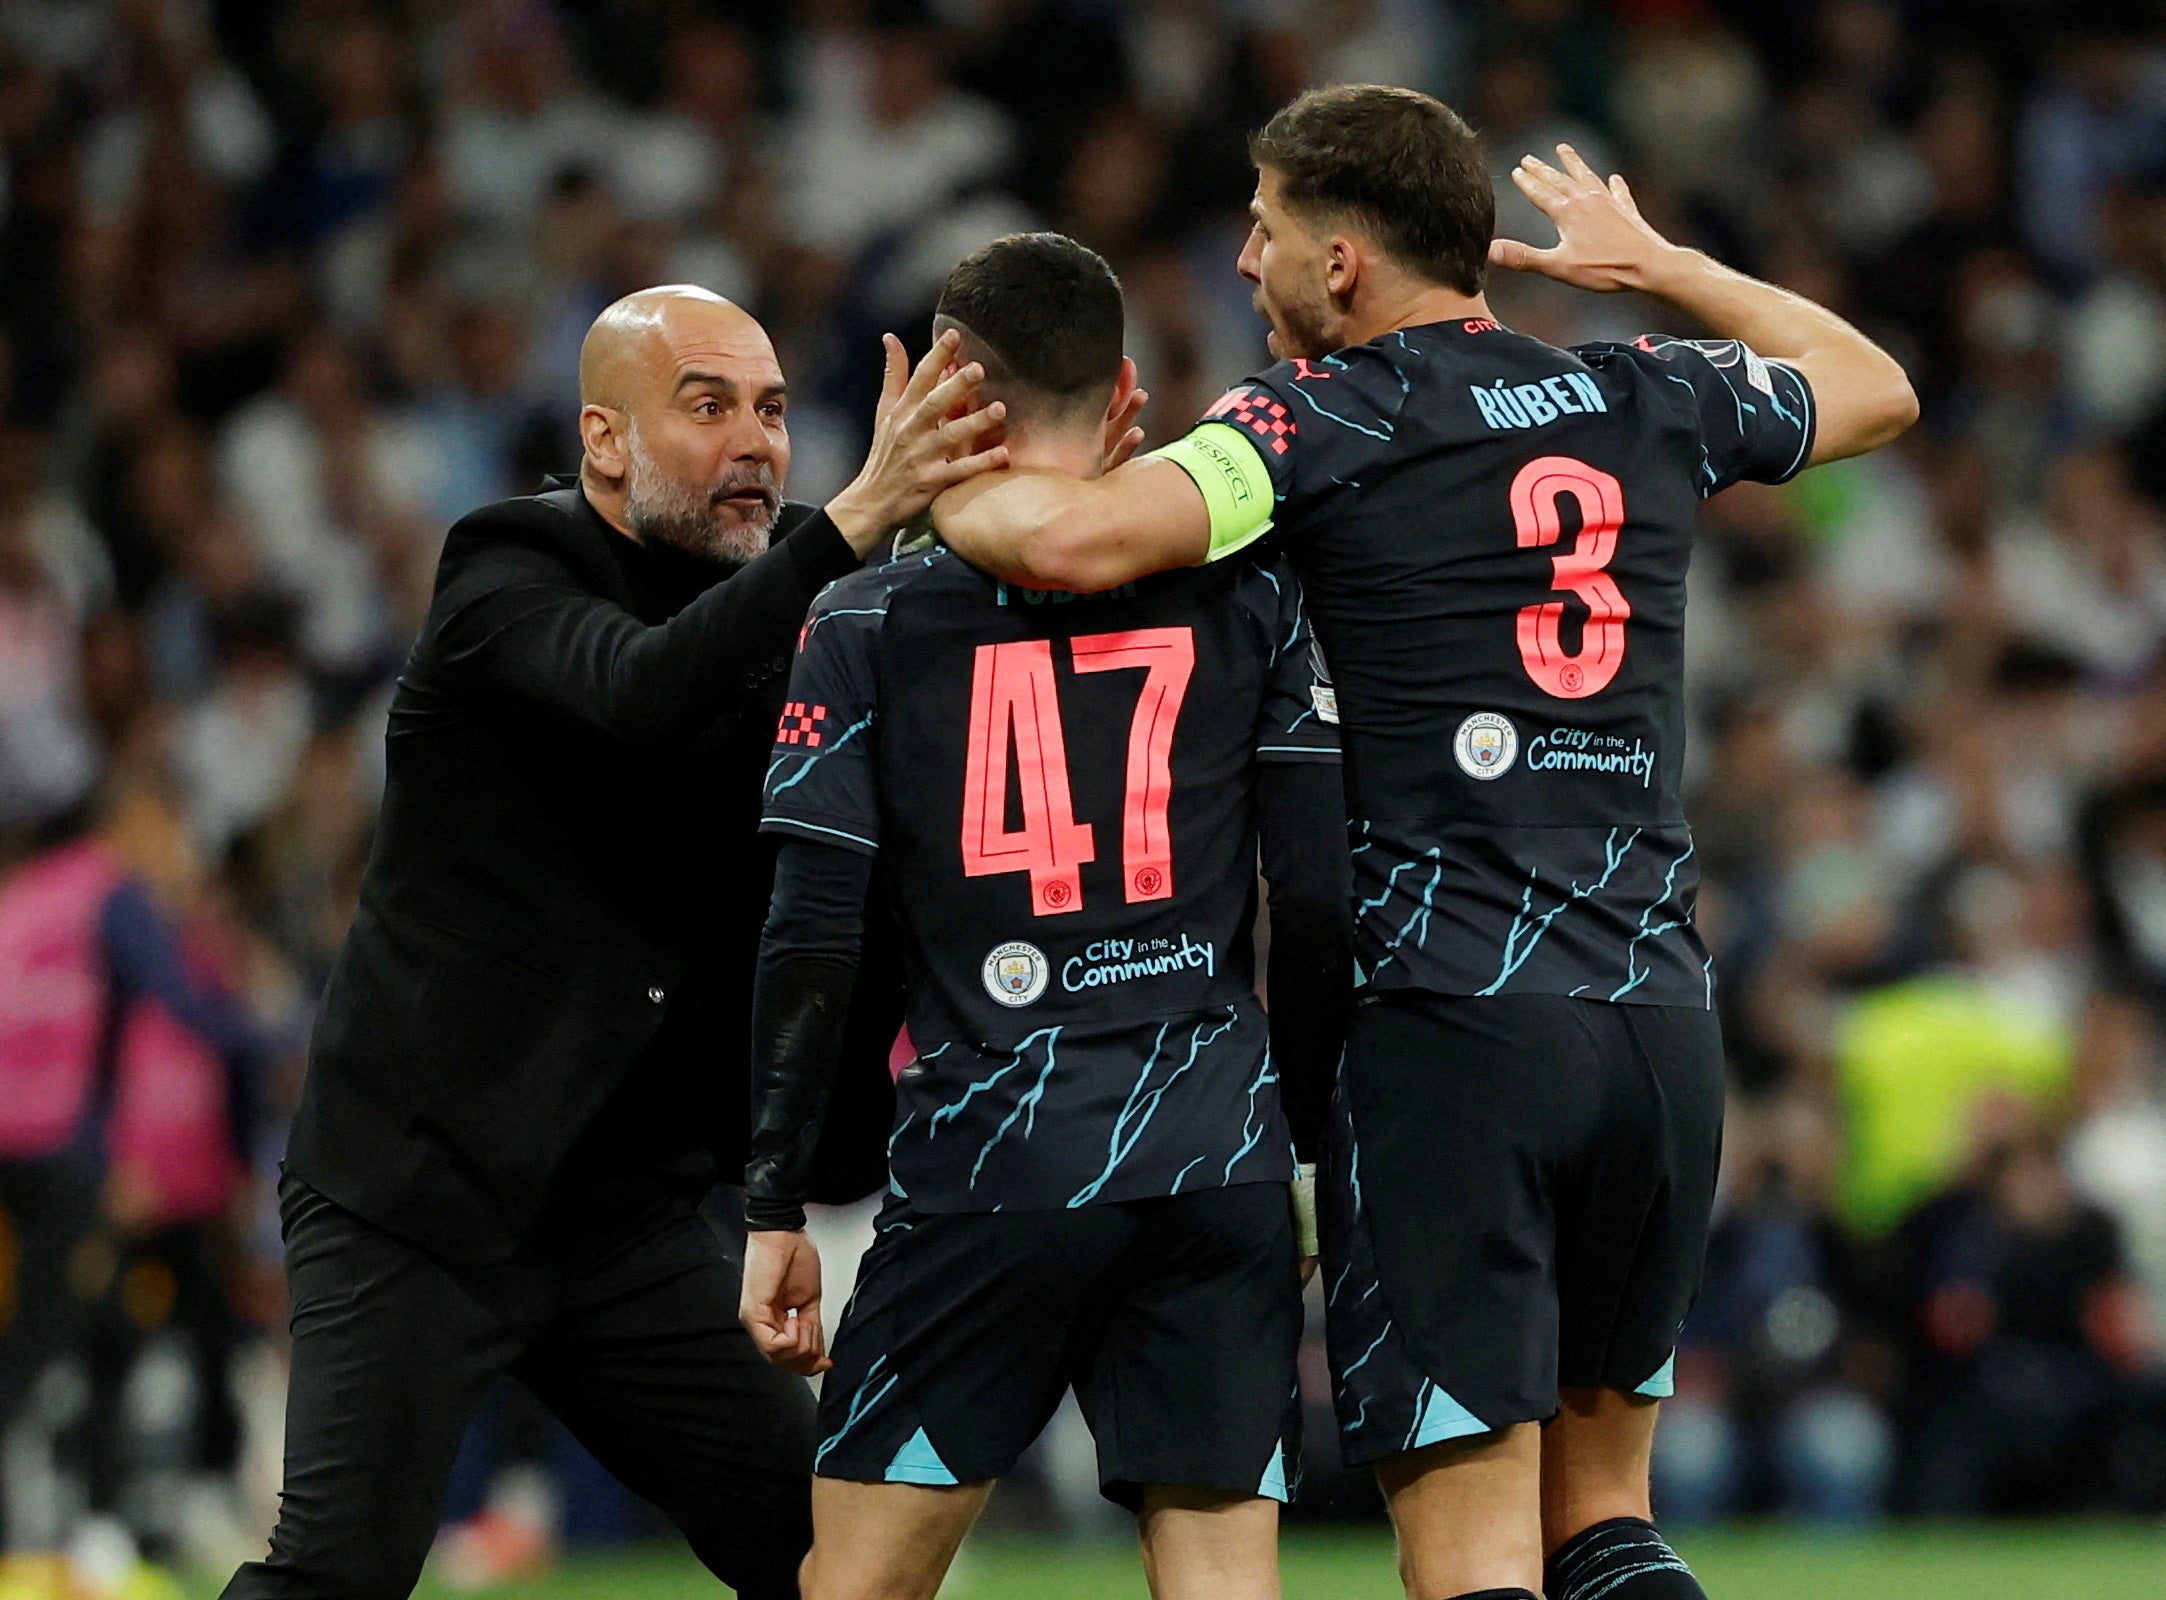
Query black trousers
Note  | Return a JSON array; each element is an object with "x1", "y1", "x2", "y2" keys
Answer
[
  {"x1": 221, "y1": 1171, "x2": 814, "y2": 1600},
  {"x1": 0, "y1": 1152, "x2": 104, "y2": 1548}
]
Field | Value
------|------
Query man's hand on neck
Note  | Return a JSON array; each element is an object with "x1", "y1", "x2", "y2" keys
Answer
[{"x1": 826, "y1": 333, "x2": 1007, "y2": 558}]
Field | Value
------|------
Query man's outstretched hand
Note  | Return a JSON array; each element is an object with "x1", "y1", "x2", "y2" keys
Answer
[
  {"x1": 1489, "y1": 144, "x2": 1691, "y2": 297},
  {"x1": 826, "y1": 330, "x2": 1010, "y2": 556},
  {"x1": 740, "y1": 1228, "x2": 832, "y2": 1376},
  {"x1": 1493, "y1": 142, "x2": 1919, "y2": 465}
]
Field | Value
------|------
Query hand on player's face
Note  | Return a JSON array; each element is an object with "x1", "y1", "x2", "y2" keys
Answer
[
  {"x1": 740, "y1": 1229, "x2": 832, "y2": 1376},
  {"x1": 1489, "y1": 144, "x2": 1682, "y2": 294},
  {"x1": 828, "y1": 330, "x2": 1011, "y2": 553}
]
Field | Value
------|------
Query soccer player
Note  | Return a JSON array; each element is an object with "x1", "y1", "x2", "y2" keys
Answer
[
  {"x1": 738, "y1": 232, "x2": 1354, "y2": 1600},
  {"x1": 929, "y1": 88, "x2": 1918, "y2": 1600}
]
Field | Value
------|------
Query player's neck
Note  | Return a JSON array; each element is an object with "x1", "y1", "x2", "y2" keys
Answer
[
  {"x1": 1340, "y1": 284, "x2": 1496, "y2": 349},
  {"x1": 1001, "y1": 432, "x2": 1103, "y2": 482}
]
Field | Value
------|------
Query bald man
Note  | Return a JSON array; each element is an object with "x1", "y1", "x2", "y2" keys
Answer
[{"x1": 224, "y1": 291, "x2": 1005, "y2": 1600}]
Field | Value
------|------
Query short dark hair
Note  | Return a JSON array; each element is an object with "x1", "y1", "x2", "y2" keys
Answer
[
  {"x1": 1249, "y1": 85, "x2": 1493, "y2": 295},
  {"x1": 934, "y1": 233, "x2": 1124, "y2": 424}
]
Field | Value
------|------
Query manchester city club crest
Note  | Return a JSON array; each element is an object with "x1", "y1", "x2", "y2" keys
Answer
[
  {"x1": 981, "y1": 941, "x2": 1050, "y2": 1008},
  {"x1": 1453, "y1": 712, "x2": 1519, "y2": 781}
]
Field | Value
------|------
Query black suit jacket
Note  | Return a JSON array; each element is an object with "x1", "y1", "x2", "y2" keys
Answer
[{"x1": 286, "y1": 484, "x2": 899, "y2": 1262}]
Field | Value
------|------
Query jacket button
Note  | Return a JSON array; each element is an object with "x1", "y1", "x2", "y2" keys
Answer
[{"x1": 647, "y1": 986, "x2": 665, "y2": 1004}]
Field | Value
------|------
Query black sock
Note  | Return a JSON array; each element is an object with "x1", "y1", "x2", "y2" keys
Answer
[
  {"x1": 1444, "y1": 1591, "x2": 1538, "y2": 1600},
  {"x1": 1544, "y1": 1517, "x2": 1707, "y2": 1600}
]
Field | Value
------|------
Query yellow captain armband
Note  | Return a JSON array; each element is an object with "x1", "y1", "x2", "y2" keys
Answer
[{"x1": 1147, "y1": 423, "x2": 1278, "y2": 562}]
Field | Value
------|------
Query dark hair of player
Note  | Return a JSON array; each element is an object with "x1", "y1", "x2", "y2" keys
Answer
[
  {"x1": 933, "y1": 232, "x2": 1125, "y2": 427},
  {"x1": 1249, "y1": 84, "x2": 1494, "y2": 296}
]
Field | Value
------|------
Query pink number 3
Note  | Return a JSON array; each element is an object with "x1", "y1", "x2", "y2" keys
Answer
[
  {"x1": 1511, "y1": 456, "x2": 1629, "y2": 699},
  {"x1": 959, "y1": 627, "x2": 1195, "y2": 916}
]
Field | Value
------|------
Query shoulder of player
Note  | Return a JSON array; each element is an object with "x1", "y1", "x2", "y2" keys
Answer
[
  {"x1": 1251, "y1": 340, "x2": 1417, "y2": 417},
  {"x1": 1224, "y1": 548, "x2": 1301, "y2": 607},
  {"x1": 1535, "y1": 333, "x2": 1736, "y2": 423},
  {"x1": 1206, "y1": 554, "x2": 1307, "y2": 658},
  {"x1": 802, "y1": 543, "x2": 960, "y2": 631},
  {"x1": 1570, "y1": 332, "x2": 1776, "y2": 393},
  {"x1": 1578, "y1": 334, "x2": 1807, "y2": 438},
  {"x1": 1190, "y1": 348, "x2": 1407, "y2": 478}
]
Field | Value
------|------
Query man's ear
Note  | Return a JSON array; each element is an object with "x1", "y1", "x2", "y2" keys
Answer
[
  {"x1": 1325, "y1": 233, "x2": 1361, "y2": 304},
  {"x1": 580, "y1": 404, "x2": 628, "y2": 484}
]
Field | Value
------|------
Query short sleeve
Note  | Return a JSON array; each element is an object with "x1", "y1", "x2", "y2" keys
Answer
[
  {"x1": 1596, "y1": 335, "x2": 1817, "y2": 496},
  {"x1": 1153, "y1": 349, "x2": 1411, "y2": 561},
  {"x1": 1246, "y1": 562, "x2": 1341, "y2": 765},
  {"x1": 760, "y1": 591, "x2": 883, "y2": 855}
]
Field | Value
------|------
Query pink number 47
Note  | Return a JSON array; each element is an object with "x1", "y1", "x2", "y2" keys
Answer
[{"x1": 959, "y1": 627, "x2": 1195, "y2": 916}]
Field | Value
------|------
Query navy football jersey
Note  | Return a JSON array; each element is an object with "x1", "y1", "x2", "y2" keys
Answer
[
  {"x1": 1155, "y1": 321, "x2": 1815, "y2": 1008},
  {"x1": 761, "y1": 546, "x2": 1339, "y2": 1213}
]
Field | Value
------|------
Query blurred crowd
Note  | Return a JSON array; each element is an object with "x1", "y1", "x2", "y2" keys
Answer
[{"x1": 2, "y1": 0, "x2": 2166, "y2": 1580}]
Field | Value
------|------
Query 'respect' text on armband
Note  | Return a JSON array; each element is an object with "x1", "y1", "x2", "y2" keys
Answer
[{"x1": 1147, "y1": 423, "x2": 1277, "y2": 562}]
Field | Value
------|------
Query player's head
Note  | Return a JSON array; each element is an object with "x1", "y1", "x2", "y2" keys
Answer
[
  {"x1": 933, "y1": 233, "x2": 1138, "y2": 470},
  {"x1": 577, "y1": 284, "x2": 789, "y2": 562},
  {"x1": 1242, "y1": 84, "x2": 1493, "y2": 359}
]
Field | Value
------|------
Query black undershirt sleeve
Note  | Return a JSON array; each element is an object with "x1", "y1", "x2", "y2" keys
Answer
[
  {"x1": 745, "y1": 839, "x2": 875, "y2": 1232},
  {"x1": 1255, "y1": 760, "x2": 1355, "y2": 1164}
]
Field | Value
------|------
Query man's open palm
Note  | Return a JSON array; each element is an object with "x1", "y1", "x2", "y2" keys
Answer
[{"x1": 1489, "y1": 144, "x2": 1682, "y2": 295}]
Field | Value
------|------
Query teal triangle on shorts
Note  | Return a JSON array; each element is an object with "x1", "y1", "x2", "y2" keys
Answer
[
  {"x1": 1257, "y1": 1443, "x2": 1289, "y2": 1503},
  {"x1": 885, "y1": 1427, "x2": 959, "y2": 1486},
  {"x1": 1408, "y1": 1382, "x2": 1487, "y2": 1449},
  {"x1": 1634, "y1": 1354, "x2": 1676, "y2": 1399}
]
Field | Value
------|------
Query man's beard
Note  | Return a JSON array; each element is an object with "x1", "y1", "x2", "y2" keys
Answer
[
  {"x1": 623, "y1": 430, "x2": 779, "y2": 564},
  {"x1": 1259, "y1": 279, "x2": 1334, "y2": 361}
]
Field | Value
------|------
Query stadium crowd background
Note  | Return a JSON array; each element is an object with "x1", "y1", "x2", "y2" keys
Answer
[{"x1": 2, "y1": 0, "x2": 2165, "y2": 1583}]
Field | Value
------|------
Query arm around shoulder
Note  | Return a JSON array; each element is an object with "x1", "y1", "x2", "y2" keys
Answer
[{"x1": 932, "y1": 457, "x2": 1211, "y2": 592}]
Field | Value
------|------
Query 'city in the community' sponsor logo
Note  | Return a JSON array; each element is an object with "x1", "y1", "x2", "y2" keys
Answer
[
  {"x1": 1524, "y1": 724, "x2": 1657, "y2": 788},
  {"x1": 1453, "y1": 712, "x2": 1519, "y2": 780},
  {"x1": 982, "y1": 941, "x2": 1049, "y2": 1008},
  {"x1": 1061, "y1": 935, "x2": 1217, "y2": 993}
]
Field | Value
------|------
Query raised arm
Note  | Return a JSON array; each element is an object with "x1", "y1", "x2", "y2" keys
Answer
[{"x1": 1493, "y1": 145, "x2": 1918, "y2": 465}]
